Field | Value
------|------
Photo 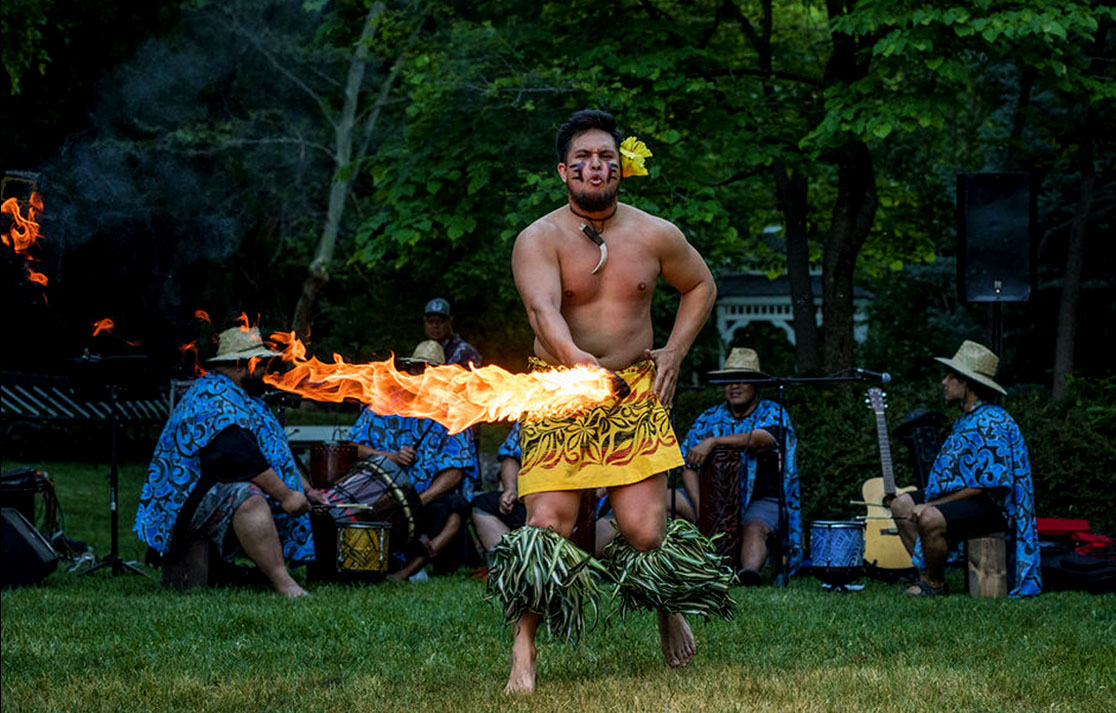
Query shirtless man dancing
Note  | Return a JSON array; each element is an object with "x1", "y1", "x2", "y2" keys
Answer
[{"x1": 497, "y1": 109, "x2": 727, "y2": 694}]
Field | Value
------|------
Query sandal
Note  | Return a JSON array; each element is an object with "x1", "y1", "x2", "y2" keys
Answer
[
  {"x1": 903, "y1": 579, "x2": 948, "y2": 597},
  {"x1": 736, "y1": 568, "x2": 763, "y2": 587}
]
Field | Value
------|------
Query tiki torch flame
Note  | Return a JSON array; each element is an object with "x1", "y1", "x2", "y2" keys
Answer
[
  {"x1": 262, "y1": 332, "x2": 624, "y2": 434},
  {"x1": 2, "y1": 192, "x2": 47, "y2": 288}
]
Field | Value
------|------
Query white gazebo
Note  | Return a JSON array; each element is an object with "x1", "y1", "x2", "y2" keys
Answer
[{"x1": 714, "y1": 273, "x2": 873, "y2": 351}]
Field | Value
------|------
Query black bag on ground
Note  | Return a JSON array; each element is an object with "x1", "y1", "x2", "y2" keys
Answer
[{"x1": 1041, "y1": 546, "x2": 1116, "y2": 594}]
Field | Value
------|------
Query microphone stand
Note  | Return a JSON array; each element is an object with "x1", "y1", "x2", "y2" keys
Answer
[
  {"x1": 707, "y1": 371, "x2": 871, "y2": 588},
  {"x1": 84, "y1": 383, "x2": 147, "y2": 578}
]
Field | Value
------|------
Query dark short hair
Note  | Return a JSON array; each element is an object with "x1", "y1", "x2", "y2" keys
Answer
[
  {"x1": 949, "y1": 370, "x2": 1001, "y2": 403},
  {"x1": 555, "y1": 109, "x2": 624, "y2": 164}
]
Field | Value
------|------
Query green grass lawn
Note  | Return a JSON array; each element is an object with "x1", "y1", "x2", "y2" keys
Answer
[{"x1": 2, "y1": 461, "x2": 1114, "y2": 713}]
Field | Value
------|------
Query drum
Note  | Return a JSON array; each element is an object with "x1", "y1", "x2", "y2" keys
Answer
[
  {"x1": 337, "y1": 522, "x2": 390, "y2": 575},
  {"x1": 308, "y1": 455, "x2": 421, "y2": 582},
  {"x1": 810, "y1": 520, "x2": 865, "y2": 590},
  {"x1": 697, "y1": 446, "x2": 745, "y2": 570},
  {"x1": 310, "y1": 442, "x2": 358, "y2": 487}
]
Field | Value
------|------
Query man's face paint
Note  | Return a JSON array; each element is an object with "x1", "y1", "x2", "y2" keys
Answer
[
  {"x1": 568, "y1": 162, "x2": 586, "y2": 181},
  {"x1": 605, "y1": 162, "x2": 618, "y2": 183}
]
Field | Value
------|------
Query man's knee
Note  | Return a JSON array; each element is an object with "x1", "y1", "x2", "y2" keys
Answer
[
  {"x1": 917, "y1": 506, "x2": 946, "y2": 536},
  {"x1": 741, "y1": 520, "x2": 770, "y2": 544},
  {"x1": 890, "y1": 492, "x2": 915, "y2": 517},
  {"x1": 234, "y1": 493, "x2": 271, "y2": 522},
  {"x1": 620, "y1": 522, "x2": 664, "y2": 552}
]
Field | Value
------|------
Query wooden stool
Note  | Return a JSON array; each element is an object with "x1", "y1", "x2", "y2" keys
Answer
[
  {"x1": 966, "y1": 532, "x2": 1007, "y2": 597},
  {"x1": 162, "y1": 536, "x2": 218, "y2": 590}
]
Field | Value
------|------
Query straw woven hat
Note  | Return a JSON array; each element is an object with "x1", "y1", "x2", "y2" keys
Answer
[
  {"x1": 398, "y1": 340, "x2": 445, "y2": 367},
  {"x1": 933, "y1": 340, "x2": 1007, "y2": 395},
  {"x1": 208, "y1": 326, "x2": 281, "y2": 363},
  {"x1": 708, "y1": 347, "x2": 768, "y2": 378}
]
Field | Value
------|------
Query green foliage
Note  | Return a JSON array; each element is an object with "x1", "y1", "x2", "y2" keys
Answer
[{"x1": 1, "y1": 0, "x2": 53, "y2": 94}]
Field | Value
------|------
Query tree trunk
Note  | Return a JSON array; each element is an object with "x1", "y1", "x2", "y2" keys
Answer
[
  {"x1": 290, "y1": 3, "x2": 386, "y2": 339},
  {"x1": 774, "y1": 164, "x2": 820, "y2": 373},
  {"x1": 822, "y1": 140, "x2": 877, "y2": 372},
  {"x1": 1052, "y1": 110, "x2": 1094, "y2": 401}
]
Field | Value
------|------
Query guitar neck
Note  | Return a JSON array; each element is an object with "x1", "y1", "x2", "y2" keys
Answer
[{"x1": 874, "y1": 411, "x2": 897, "y2": 496}]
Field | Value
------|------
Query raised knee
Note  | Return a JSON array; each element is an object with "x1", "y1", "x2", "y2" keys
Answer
[
  {"x1": 918, "y1": 507, "x2": 946, "y2": 535},
  {"x1": 236, "y1": 493, "x2": 269, "y2": 517},
  {"x1": 742, "y1": 520, "x2": 769, "y2": 540},
  {"x1": 623, "y1": 528, "x2": 664, "y2": 552},
  {"x1": 890, "y1": 493, "x2": 914, "y2": 516}
]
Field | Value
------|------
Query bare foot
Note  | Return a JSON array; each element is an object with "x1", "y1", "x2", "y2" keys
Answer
[
  {"x1": 505, "y1": 617, "x2": 538, "y2": 695},
  {"x1": 389, "y1": 555, "x2": 429, "y2": 582},
  {"x1": 274, "y1": 579, "x2": 309, "y2": 597},
  {"x1": 657, "y1": 610, "x2": 695, "y2": 668}
]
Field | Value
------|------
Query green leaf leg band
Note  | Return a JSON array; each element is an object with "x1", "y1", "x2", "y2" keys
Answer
[
  {"x1": 602, "y1": 519, "x2": 736, "y2": 621},
  {"x1": 484, "y1": 525, "x2": 610, "y2": 643}
]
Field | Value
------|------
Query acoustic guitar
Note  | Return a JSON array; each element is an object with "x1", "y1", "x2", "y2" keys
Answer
[{"x1": 861, "y1": 387, "x2": 916, "y2": 570}]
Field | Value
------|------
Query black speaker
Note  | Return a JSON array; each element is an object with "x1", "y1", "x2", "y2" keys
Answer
[
  {"x1": 956, "y1": 172, "x2": 1034, "y2": 302},
  {"x1": 1, "y1": 507, "x2": 59, "y2": 589}
]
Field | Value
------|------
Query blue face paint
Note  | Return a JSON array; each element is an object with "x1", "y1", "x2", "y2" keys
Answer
[
  {"x1": 606, "y1": 162, "x2": 619, "y2": 182},
  {"x1": 569, "y1": 162, "x2": 586, "y2": 180}
]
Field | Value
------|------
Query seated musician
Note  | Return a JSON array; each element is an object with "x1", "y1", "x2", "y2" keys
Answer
[
  {"x1": 888, "y1": 341, "x2": 1040, "y2": 597},
  {"x1": 679, "y1": 348, "x2": 802, "y2": 585},
  {"x1": 470, "y1": 422, "x2": 527, "y2": 561},
  {"x1": 134, "y1": 325, "x2": 314, "y2": 597},
  {"x1": 348, "y1": 340, "x2": 478, "y2": 580}
]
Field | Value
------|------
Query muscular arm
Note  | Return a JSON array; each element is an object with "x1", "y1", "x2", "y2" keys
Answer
[
  {"x1": 419, "y1": 467, "x2": 464, "y2": 506},
  {"x1": 512, "y1": 227, "x2": 598, "y2": 367},
  {"x1": 647, "y1": 225, "x2": 717, "y2": 405}
]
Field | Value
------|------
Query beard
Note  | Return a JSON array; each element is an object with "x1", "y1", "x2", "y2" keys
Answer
[
  {"x1": 568, "y1": 182, "x2": 619, "y2": 213},
  {"x1": 242, "y1": 372, "x2": 268, "y2": 397}
]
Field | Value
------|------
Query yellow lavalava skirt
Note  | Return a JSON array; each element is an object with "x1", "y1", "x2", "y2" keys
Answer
[{"x1": 517, "y1": 358, "x2": 683, "y2": 497}]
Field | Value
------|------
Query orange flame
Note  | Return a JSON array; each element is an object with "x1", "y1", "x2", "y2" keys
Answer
[
  {"x1": 194, "y1": 310, "x2": 211, "y2": 323},
  {"x1": 92, "y1": 318, "x2": 116, "y2": 337},
  {"x1": 2, "y1": 192, "x2": 47, "y2": 288},
  {"x1": 236, "y1": 312, "x2": 253, "y2": 331},
  {"x1": 178, "y1": 340, "x2": 207, "y2": 377},
  {"x1": 91, "y1": 317, "x2": 141, "y2": 347},
  {"x1": 262, "y1": 333, "x2": 623, "y2": 435}
]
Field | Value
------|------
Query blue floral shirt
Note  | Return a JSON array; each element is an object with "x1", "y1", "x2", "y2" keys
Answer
[
  {"x1": 497, "y1": 422, "x2": 522, "y2": 462},
  {"x1": 133, "y1": 373, "x2": 314, "y2": 561},
  {"x1": 919, "y1": 403, "x2": 1041, "y2": 597},
  {"x1": 349, "y1": 410, "x2": 478, "y2": 499},
  {"x1": 681, "y1": 400, "x2": 803, "y2": 574}
]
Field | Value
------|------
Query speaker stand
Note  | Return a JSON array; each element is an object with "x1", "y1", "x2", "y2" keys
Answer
[{"x1": 84, "y1": 384, "x2": 147, "y2": 578}]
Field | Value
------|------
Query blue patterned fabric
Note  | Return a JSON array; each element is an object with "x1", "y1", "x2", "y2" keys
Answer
[
  {"x1": 133, "y1": 373, "x2": 314, "y2": 561},
  {"x1": 497, "y1": 422, "x2": 522, "y2": 462},
  {"x1": 680, "y1": 400, "x2": 803, "y2": 574},
  {"x1": 440, "y1": 334, "x2": 482, "y2": 367},
  {"x1": 917, "y1": 403, "x2": 1041, "y2": 597},
  {"x1": 349, "y1": 410, "x2": 478, "y2": 499}
]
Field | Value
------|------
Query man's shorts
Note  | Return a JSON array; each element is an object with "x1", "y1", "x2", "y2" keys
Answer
[
  {"x1": 191, "y1": 481, "x2": 265, "y2": 561},
  {"x1": 910, "y1": 489, "x2": 1007, "y2": 543},
  {"x1": 471, "y1": 490, "x2": 527, "y2": 530},
  {"x1": 420, "y1": 492, "x2": 470, "y2": 540},
  {"x1": 742, "y1": 496, "x2": 780, "y2": 533}
]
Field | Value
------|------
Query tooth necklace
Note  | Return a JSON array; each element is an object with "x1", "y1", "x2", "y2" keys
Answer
[{"x1": 569, "y1": 204, "x2": 617, "y2": 274}]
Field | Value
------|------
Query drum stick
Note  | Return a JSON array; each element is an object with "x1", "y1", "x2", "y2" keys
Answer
[
  {"x1": 855, "y1": 514, "x2": 909, "y2": 521},
  {"x1": 315, "y1": 503, "x2": 375, "y2": 510},
  {"x1": 849, "y1": 500, "x2": 888, "y2": 506}
]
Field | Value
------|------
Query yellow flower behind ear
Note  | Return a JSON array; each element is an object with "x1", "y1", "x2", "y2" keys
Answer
[{"x1": 620, "y1": 136, "x2": 652, "y2": 177}]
